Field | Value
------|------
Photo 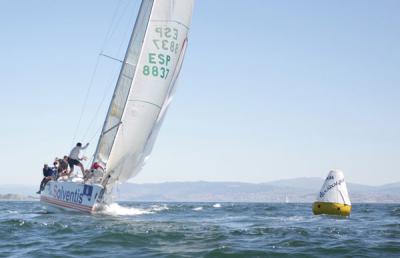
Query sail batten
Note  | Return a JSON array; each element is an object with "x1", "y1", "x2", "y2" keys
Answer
[{"x1": 94, "y1": 0, "x2": 194, "y2": 188}]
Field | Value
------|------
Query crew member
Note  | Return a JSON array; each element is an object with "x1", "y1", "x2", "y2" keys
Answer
[
  {"x1": 36, "y1": 164, "x2": 54, "y2": 194},
  {"x1": 56, "y1": 156, "x2": 69, "y2": 178},
  {"x1": 68, "y1": 142, "x2": 89, "y2": 176}
]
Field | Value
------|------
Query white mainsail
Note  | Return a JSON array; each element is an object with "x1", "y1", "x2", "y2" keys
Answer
[{"x1": 94, "y1": 0, "x2": 195, "y2": 188}]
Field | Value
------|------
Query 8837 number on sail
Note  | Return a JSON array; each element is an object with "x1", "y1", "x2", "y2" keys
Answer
[{"x1": 142, "y1": 26, "x2": 180, "y2": 80}]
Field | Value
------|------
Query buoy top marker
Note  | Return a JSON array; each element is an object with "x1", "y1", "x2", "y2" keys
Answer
[{"x1": 316, "y1": 169, "x2": 351, "y2": 206}]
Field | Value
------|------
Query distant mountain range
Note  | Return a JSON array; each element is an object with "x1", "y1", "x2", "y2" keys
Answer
[
  {"x1": 2, "y1": 178, "x2": 400, "y2": 203},
  {"x1": 116, "y1": 178, "x2": 400, "y2": 203}
]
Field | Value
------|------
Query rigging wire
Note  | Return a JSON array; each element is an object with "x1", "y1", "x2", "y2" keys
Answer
[
  {"x1": 81, "y1": 0, "x2": 138, "y2": 145},
  {"x1": 81, "y1": 65, "x2": 120, "y2": 141},
  {"x1": 83, "y1": 4, "x2": 138, "y2": 161},
  {"x1": 70, "y1": 0, "x2": 126, "y2": 147},
  {"x1": 70, "y1": 56, "x2": 100, "y2": 147},
  {"x1": 88, "y1": 126, "x2": 102, "y2": 144}
]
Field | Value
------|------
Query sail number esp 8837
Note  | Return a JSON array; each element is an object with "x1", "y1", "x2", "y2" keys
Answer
[{"x1": 143, "y1": 26, "x2": 181, "y2": 80}]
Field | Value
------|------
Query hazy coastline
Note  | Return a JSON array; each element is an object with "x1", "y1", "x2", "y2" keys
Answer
[{"x1": 2, "y1": 177, "x2": 399, "y2": 203}]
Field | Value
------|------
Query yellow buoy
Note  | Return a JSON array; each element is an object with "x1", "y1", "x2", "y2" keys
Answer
[
  {"x1": 312, "y1": 169, "x2": 352, "y2": 216},
  {"x1": 312, "y1": 202, "x2": 351, "y2": 216}
]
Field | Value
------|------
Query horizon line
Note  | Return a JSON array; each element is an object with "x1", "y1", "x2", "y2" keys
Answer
[{"x1": 2, "y1": 177, "x2": 399, "y2": 188}]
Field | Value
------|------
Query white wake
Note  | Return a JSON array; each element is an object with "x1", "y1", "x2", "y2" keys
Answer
[{"x1": 99, "y1": 203, "x2": 153, "y2": 216}]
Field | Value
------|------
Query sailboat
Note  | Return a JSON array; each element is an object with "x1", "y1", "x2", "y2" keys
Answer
[
  {"x1": 312, "y1": 169, "x2": 352, "y2": 216},
  {"x1": 40, "y1": 0, "x2": 195, "y2": 213}
]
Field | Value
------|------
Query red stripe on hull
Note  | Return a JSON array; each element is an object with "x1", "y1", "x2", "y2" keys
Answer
[{"x1": 41, "y1": 196, "x2": 94, "y2": 213}]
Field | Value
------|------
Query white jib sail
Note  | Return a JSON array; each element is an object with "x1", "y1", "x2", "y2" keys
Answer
[
  {"x1": 316, "y1": 169, "x2": 351, "y2": 205},
  {"x1": 95, "y1": 0, "x2": 195, "y2": 186}
]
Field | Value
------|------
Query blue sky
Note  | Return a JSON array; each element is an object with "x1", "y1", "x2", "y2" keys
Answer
[{"x1": 0, "y1": 0, "x2": 399, "y2": 186}]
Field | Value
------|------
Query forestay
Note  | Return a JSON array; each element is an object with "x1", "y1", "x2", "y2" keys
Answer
[{"x1": 94, "y1": 0, "x2": 195, "y2": 187}]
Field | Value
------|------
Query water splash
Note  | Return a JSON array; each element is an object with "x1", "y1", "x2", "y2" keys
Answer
[
  {"x1": 150, "y1": 204, "x2": 169, "y2": 212},
  {"x1": 99, "y1": 203, "x2": 153, "y2": 216},
  {"x1": 193, "y1": 206, "x2": 203, "y2": 211},
  {"x1": 213, "y1": 203, "x2": 221, "y2": 208}
]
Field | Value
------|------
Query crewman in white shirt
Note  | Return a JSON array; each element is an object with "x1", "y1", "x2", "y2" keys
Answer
[{"x1": 68, "y1": 142, "x2": 89, "y2": 176}]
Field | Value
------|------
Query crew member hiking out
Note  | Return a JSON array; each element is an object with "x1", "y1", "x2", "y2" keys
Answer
[
  {"x1": 68, "y1": 142, "x2": 89, "y2": 176},
  {"x1": 36, "y1": 164, "x2": 54, "y2": 194}
]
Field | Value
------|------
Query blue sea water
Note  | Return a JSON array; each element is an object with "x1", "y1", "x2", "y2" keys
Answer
[{"x1": 0, "y1": 202, "x2": 399, "y2": 257}]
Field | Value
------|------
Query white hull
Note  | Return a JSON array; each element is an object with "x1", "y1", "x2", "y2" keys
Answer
[{"x1": 40, "y1": 181, "x2": 105, "y2": 214}]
